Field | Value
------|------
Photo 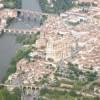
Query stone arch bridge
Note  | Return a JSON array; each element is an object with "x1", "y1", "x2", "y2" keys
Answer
[{"x1": 3, "y1": 27, "x2": 40, "y2": 35}]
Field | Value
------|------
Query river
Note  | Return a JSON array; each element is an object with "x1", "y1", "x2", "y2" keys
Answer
[
  {"x1": 22, "y1": 0, "x2": 41, "y2": 12},
  {"x1": 0, "y1": 0, "x2": 41, "y2": 81}
]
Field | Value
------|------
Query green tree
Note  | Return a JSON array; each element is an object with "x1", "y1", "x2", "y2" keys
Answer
[{"x1": 0, "y1": 88, "x2": 21, "y2": 100}]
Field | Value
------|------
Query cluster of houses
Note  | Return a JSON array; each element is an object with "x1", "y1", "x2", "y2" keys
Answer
[
  {"x1": 0, "y1": 1, "x2": 17, "y2": 33},
  {"x1": 6, "y1": 4, "x2": 100, "y2": 94}
]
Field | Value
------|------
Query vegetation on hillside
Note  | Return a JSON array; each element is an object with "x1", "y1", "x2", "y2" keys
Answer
[
  {"x1": 3, "y1": 0, "x2": 16, "y2": 8},
  {"x1": 40, "y1": 89, "x2": 100, "y2": 100},
  {"x1": 39, "y1": 0, "x2": 74, "y2": 13},
  {"x1": 0, "y1": 88, "x2": 21, "y2": 100},
  {"x1": 16, "y1": 33, "x2": 39, "y2": 45}
]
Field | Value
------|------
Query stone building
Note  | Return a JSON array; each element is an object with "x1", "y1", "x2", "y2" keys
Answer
[
  {"x1": 36, "y1": 16, "x2": 75, "y2": 62},
  {"x1": 73, "y1": 32, "x2": 100, "y2": 70},
  {"x1": 46, "y1": 34, "x2": 74, "y2": 62}
]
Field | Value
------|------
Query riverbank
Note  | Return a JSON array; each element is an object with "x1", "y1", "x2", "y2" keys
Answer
[
  {"x1": 2, "y1": 45, "x2": 32, "y2": 83},
  {"x1": 0, "y1": 35, "x2": 21, "y2": 82},
  {"x1": 0, "y1": 35, "x2": 22, "y2": 99},
  {"x1": 2, "y1": 30, "x2": 40, "y2": 82}
]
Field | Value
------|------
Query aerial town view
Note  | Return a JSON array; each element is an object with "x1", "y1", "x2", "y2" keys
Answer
[{"x1": 0, "y1": 0, "x2": 100, "y2": 100}]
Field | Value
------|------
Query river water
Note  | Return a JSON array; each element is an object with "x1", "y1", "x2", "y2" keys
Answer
[
  {"x1": 22, "y1": 0, "x2": 41, "y2": 12},
  {"x1": 0, "y1": 0, "x2": 41, "y2": 81}
]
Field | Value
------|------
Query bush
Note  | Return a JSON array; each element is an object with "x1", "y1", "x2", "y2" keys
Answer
[
  {"x1": 16, "y1": 33, "x2": 37, "y2": 45},
  {"x1": 39, "y1": 0, "x2": 74, "y2": 13},
  {"x1": 3, "y1": 0, "x2": 16, "y2": 8},
  {"x1": 85, "y1": 71, "x2": 97, "y2": 81},
  {"x1": 0, "y1": 88, "x2": 21, "y2": 100}
]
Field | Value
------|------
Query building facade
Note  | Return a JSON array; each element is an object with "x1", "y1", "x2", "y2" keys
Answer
[{"x1": 46, "y1": 34, "x2": 74, "y2": 62}]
